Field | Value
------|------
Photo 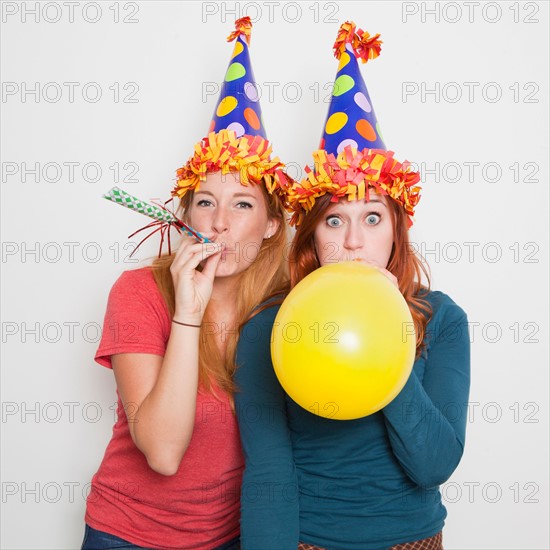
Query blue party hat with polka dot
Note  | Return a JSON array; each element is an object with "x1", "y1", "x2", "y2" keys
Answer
[
  {"x1": 209, "y1": 17, "x2": 266, "y2": 139},
  {"x1": 320, "y1": 22, "x2": 386, "y2": 155}
]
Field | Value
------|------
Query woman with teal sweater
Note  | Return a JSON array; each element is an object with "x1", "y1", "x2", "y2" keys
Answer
[{"x1": 234, "y1": 22, "x2": 470, "y2": 550}]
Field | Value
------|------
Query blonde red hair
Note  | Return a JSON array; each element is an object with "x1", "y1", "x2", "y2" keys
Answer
[{"x1": 151, "y1": 181, "x2": 289, "y2": 395}]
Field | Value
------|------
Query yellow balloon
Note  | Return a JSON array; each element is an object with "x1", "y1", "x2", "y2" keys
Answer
[{"x1": 271, "y1": 262, "x2": 416, "y2": 420}]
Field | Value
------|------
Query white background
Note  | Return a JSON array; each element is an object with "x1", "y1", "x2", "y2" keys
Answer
[{"x1": 1, "y1": 1, "x2": 549, "y2": 548}]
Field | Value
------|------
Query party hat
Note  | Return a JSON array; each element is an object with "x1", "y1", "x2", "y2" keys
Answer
[
  {"x1": 210, "y1": 16, "x2": 265, "y2": 139},
  {"x1": 173, "y1": 17, "x2": 291, "y2": 199},
  {"x1": 321, "y1": 21, "x2": 385, "y2": 154},
  {"x1": 285, "y1": 22, "x2": 421, "y2": 227}
]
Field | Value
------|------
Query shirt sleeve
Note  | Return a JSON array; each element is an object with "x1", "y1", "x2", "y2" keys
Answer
[
  {"x1": 234, "y1": 305, "x2": 300, "y2": 550},
  {"x1": 382, "y1": 299, "x2": 471, "y2": 488},
  {"x1": 95, "y1": 269, "x2": 170, "y2": 369}
]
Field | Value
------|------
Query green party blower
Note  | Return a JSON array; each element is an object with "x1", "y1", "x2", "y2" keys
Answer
[{"x1": 103, "y1": 187, "x2": 212, "y2": 256}]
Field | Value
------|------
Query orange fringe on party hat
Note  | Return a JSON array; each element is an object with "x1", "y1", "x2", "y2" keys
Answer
[
  {"x1": 333, "y1": 20, "x2": 382, "y2": 64},
  {"x1": 227, "y1": 16, "x2": 253, "y2": 45},
  {"x1": 285, "y1": 147, "x2": 421, "y2": 227},
  {"x1": 173, "y1": 129, "x2": 292, "y2": 199}
]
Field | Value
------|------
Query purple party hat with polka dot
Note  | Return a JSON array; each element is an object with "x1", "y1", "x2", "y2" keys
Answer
[
  {"x1": 320, "y1": 22, "x2": 385, "y2": 154},
  {"x1": 284, "y1": 22, "x2": 421, "y2": 227},
  {"x1": 209, "y1": 16, "x2": 266, "y2": 139},
  {"x1": 173, "y1": 17, "x2": 294, "y2": 200}
]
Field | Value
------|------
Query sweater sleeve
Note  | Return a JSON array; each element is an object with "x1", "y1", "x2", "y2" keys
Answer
[
  {"x1": 382, "y1": 299, "x2": 471, "y2": 488},
  {"x1": 234, "y1": 305, "x2": 300, "y2": 550}
]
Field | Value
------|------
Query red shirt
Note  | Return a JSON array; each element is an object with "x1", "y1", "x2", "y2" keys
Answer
[{"x1": 85, "y1": 268, "x2": 243, "y2": 549}]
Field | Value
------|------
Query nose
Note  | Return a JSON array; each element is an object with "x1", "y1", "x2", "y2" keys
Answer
[
  {"x1": 343, "y1": 222, "x2": 364, "y2": 253},
  {"x1": 211, "y1": 206, "x2": 230, "y2": 235}
]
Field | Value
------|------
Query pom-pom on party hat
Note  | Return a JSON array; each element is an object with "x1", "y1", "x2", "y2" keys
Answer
[
  {"x1": 173, "y1": 17, "x2": 292, "y2": 199},
  {"x1": 285, "y1": 22, "x2": 421, "y2": 227}
]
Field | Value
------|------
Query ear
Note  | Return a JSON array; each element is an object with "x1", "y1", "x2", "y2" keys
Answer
[{"x1": 264, "y1": 217, "x2": 280, "y2": 239}]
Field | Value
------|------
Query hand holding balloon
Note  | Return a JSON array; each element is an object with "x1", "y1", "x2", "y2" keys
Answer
[{"x1": 354, "y1": 259, "x2": 399, "y2": 289}]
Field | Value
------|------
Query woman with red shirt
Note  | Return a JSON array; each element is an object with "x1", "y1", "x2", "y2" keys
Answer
[{"x1": 82, "y1": 18, "x2": 293, "y2": 550}]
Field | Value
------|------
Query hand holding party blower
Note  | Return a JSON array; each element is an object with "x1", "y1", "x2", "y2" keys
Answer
[{"x1": 103, "y1": 186, "x2": 211, "y2": 257}]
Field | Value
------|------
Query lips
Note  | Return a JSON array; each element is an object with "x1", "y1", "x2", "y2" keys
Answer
[
  {"x1": 341, "y1": 257, "x2": 361, "y2": 262},
  {"x1": 206, "y1": 240, "x2": 235, "y2": 251},
  {"x1": 341, "y1": 257, "x2": 375, "y2": 265},
  {"x1": 219, "y1": 243, "x2": 237, "y2": 261}
]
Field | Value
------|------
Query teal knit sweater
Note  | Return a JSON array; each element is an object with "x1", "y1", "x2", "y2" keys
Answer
[{"x1": 234, "y1": 290, "x2": 470, "y2": 550}]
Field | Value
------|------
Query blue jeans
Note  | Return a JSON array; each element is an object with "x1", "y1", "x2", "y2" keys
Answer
[{"x1": 81, "y1": 524, "x2": 240, "y2": 550}]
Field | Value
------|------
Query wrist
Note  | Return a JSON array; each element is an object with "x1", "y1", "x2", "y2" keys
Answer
[
  {"x1": 173, "y1": 310, "x2": 203, "y2": 326},
  {"x1": 172, "y1": 319, "x2": 201, "y2": 328}
]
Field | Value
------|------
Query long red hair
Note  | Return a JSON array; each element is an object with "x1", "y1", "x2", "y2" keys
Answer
[{"x1": 289, "y1": 194, "x2": 432, "y2": 357}]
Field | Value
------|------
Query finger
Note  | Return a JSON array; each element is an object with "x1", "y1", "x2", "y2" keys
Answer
[
  {"x1": 172, "y1": 241, "x2": 222, "y2": 270},
  {"x1": 357, "y1": 260, "x2": 397, "y2": 283},
  {"x1": 355, "y1": 258, "x2": 381, "y2": 270},
  {"x1": 174, "y1": 232, "x2": 217, "y2": 256},
  {"x1": 178, "y1": 245, "x2": 222, "y2": 275},
  {"x1": 172, "y1": 235, "x2": 200, "y2": 263},
  {"x1": 200, "y1": 247, "x2": 223, "y2": 280},
  {"x1": 376, "y1": 267, "x2": 399, "y2": 287}
]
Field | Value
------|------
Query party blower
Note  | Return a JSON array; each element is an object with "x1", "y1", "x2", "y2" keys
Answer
[{"x1": 103, "y1": 186, "x2": 212, "y2": 257}]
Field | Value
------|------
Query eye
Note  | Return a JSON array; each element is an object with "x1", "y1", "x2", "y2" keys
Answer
[
  {"x1": 236, "y1": 201, "x2": 253, "y2": 209},
  {"x1": 196, "y1": 199, "x2": 213, "y2": 207},
  {"x1": 326, "y1": 215, "x2": 343, "y2": 228},
  {"x1": 365, "y1": 213, "x2": 381, "y2": 225}
]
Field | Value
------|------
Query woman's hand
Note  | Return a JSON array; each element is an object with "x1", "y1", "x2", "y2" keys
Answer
[
  {"x1": 355, "y1": 259, "x2": 399, "y2": 290},
  {"x1": 170, "y1": 235, "x2": 223, "y2": 324}
]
